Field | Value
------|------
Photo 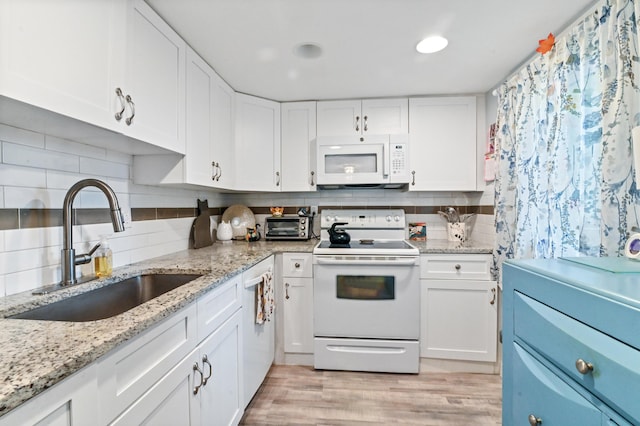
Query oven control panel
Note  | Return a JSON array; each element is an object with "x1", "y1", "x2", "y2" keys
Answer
[{"x1": 320, "y1": 209, "x2": 406, "y2": 229}]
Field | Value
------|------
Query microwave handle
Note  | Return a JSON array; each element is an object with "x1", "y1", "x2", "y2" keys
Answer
[{"x1": 382, "y1": 142, "x2": 389, "y2": 177}]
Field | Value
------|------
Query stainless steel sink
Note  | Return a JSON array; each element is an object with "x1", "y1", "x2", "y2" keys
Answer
[{"x1": 9, "y1": 274, "x2": 202, "y2": 322}]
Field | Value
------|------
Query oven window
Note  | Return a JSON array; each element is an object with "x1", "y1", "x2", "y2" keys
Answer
[{"x1": 336, "y1": 275, "x2": 395, "y2": 300}]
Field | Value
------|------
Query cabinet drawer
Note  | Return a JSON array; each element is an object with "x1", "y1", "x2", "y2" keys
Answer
[
  {"x1": 511, "y1": 343, "x2": 602, "y2": 425},
  {"x1": 97, "y1": 303, "x2": 197, "y2": 424},
  {"x1": 282, "y1": 253, "x2": 312, "y2": 277},
  {"x1": 197, "y1": 275, "x2": 242, "y2": 342},
  {"x1": 514, "y1": 292, "x2": 640, "y2": 422},
  {"x1": 420, "y1": 254, "x2": 492, "y2": 280}
]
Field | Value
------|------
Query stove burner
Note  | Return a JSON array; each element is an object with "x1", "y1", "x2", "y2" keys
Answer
[
  {"x1": 359, "y1": 239, "x2": 374, "y2": 245},
  {"x1": 329, "y1": 243, "x2": 351, "y2": 249}
]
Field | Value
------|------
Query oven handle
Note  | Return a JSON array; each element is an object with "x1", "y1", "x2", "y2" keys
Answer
[{"x1": 314, "y1": 257, "x2": 418, "y2": 266}]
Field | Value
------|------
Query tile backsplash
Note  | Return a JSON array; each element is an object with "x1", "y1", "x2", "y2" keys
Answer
[{"x1": 0, "y1": 122, "x2": 495, "y2": 297}]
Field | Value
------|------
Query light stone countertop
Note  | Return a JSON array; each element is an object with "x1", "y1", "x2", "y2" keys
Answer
[{"x1": 0, "y1": 238, "x2": 491, "y2": 417}]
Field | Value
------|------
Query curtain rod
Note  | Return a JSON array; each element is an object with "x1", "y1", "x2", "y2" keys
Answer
[{"x1": 491, "y1": 0, "x2": 603, "y2": 96}]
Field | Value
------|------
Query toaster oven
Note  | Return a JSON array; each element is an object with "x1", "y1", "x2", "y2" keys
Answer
[{"x1": 265, "y1": 216, "x2": 312, "y2": 240}]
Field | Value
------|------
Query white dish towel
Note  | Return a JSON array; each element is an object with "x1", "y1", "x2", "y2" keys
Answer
[{"x1": 255, "y1": 270, "x2": 274, "y2": 324}]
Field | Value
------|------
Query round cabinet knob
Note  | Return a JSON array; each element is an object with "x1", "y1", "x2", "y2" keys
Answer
[
  {"x1": 528, "y1": 414, "x2": 542, "y2": 425},
  {"x1": 575, "y1": 359, "x2": 594, "y2": 374},
  {"x1": 454, "y1": 264, "x2": 462, "y2": 270},
  {"x1": 294, "y1": 262, "x2": 301, "y2": 268}
]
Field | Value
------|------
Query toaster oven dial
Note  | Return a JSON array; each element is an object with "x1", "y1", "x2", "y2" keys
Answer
[{"x1": 301, "y1": 218, "x2": 306, "y2": 224}]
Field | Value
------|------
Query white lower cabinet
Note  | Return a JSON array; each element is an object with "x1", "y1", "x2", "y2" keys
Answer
[
  {"x1": 420, "y1": 254, "x2": 498, "y2": 363},
  {"x1": 0, "y1": 364, "x2": 97, "y2": 426},
  {"x1": 282, "y1": 253, "x2": 314, "y2": 354},
  {"x1": 110, "y1": 310, "x2": 243, "y2": 426}
]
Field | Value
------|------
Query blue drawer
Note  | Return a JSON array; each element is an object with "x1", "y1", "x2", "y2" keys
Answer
[
  {"x1": 511, "y1": 343, "x2": 602, "y2": 425},
  {"x1": 514, "y1": 292, "x2": 640, "y2": 423}
]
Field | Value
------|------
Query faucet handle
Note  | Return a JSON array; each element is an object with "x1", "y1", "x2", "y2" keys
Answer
[{"x1": 75, "y1": 242, "x2": 101, "y2": 265}]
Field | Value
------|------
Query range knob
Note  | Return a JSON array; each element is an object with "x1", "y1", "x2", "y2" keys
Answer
[
  {"x1": 394, "y1": 215, "x2": 400, "y2": 222},
  {"x1": 325, "y1": 215, "x2": 334, "y2": 222},
  {"x1": 385, "y1": 215, "x2": 392, "y2": 222}
]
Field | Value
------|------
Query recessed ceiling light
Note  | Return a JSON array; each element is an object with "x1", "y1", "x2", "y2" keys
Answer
[
  {"x1": 416, "y1": 36, "x2": 448, "y2": 54},
  {"x1": 293, "y1": 43, "x2": 323, "y2": 59}
]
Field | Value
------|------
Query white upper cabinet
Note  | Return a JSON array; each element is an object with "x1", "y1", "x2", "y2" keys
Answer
[
  {"x1": 234, "y1": 93, "x2": 281, "y2": 191},
  {"x1": 211, "y1": 67, "x2": 235, "y2": 189},
  {"x1": 123, "y1": 0, "x2": 186, "y2": 154},
  {"x1": 0, "y1": 0, "x2": 186, "y2": 154},
  {"x1": 408, "y1": 96, "x2": 477, "y2": 191},
  {"x1": 281, "y1": 102, "x2": 317, "y2": 192},
  {"x1": 316, "y1": 98, "x2": 408, "y2": 136},
  {"x1": 0, "y1": 0, "x2": 125, "y2": 133}
]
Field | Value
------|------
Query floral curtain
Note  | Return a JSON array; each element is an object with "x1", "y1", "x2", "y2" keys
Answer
[{"x1": 494, "y1": 0, "x2": 640, "y2": 277}]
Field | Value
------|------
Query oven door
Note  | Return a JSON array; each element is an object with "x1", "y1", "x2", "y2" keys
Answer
[{"x1": 313, "y1": 255, "x2": 420, "y2": 340}]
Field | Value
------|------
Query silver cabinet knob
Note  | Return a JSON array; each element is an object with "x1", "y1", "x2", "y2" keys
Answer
[
  {"x1": 575, "y1": 359, "x2": 594, "y2": 374},
  {"x1": 454, "y1": 264, "x2": 461, "y2": 270},
  {"x1": 294, "y1": 262, "x2": 300, "y2": 268},
  {"x1": 528, "y1": 414, "x2": 542, "y2": 425}
]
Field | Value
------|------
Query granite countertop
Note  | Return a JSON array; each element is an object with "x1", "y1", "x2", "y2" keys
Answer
[{"x1": 0, "y1": 237, "x2": 491, "y2": 416}]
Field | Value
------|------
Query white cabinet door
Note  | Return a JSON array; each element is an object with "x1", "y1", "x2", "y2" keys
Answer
[
  {"x1": 0, "y1": 0, "x2": 125, "y2": 133},
  {"x1": 421, "y1": 279, "x2": 497, "y2": 362},
  {"x1": 317, "y1": 98, "x2": 408, "y2": 136},
  {"x1": 0, "y1": 365, "x2": 97, "y2": 426},
  {"x1": 185, "y1": 47, "x2": 215, "y2": 186},
  {"x1": 316, "y1": 99, "x2": 361, "y2": 136},
  {"x1": 199, "y1": 310, "x2": 243, "y2": 426},
  {"x1": 361, "y1": 98, "x2": 408, "y2": 135},
  {"x1": 283, "y1": 277, "x2": 314, "y2": 353},
  {"x1": 108, "y1": 350, "x2": 200, "y2": 426},
  {"x1": 234, "y1": 93, "x2": 281, "y2": 191},
  {"x1": 124, "y1": 0, "x2": 186, "y2": 154},
  {"x1": 211, "y1": 71, "x2": 235, "y2": 189},
  {"x1": 408, "y1": 97, "x2": 477, "y2": 191},
  {"x1": 281, "y1": 101, "x2": 317, "y2": 191}
]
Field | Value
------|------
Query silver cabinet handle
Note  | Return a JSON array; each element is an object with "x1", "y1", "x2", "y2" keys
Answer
[
  {"x1": 193, "y1": 362, "x2": 204, "y2": 395},
  {"x1": 202, "y1": 354, "x2": 212, "y2": 385},
  {"x1": 211, "y1": 161, "x2": 217, "y2": 181},
  {"x1": 489, "y1": 287, "x2": 496, "y2": 305},
  {"x1": 355, "y1": 115, "x2": 360, "y2": 132},
  {"x1": 363, "y1": 115, "x2": 368, "y2": 132},
  {"x1": 276, "y1": 171, "x2": 280, "y2": 187},
  {"x1": 125, "y1": 95, "x2": 135, "y2": 125},
  {"x1": 115, "y1": 88, "x2": 126, "y2": 121},
  {"x1": 575, "y1": 359, "x2": 594, "y2": 374},
  {"x1": 216, "y1": 163, "x2": 222, "y2": 181},
  {"x1": 285, "y1": 282, "x2": 290, "y2": 300},
  {"x1": 310, "y1": 171, "x2": 315, "y2": 186},
  {"x1": 528, "y1": 414, "x2": 542, "y2": 425},
  {"x1": 411, "y1": 170, "x2": 416, "y2": 186}
]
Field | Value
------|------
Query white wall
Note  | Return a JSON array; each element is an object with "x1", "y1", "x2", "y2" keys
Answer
[{"x1": 0, "y1": 123, "x2": 230, "y2": 296}]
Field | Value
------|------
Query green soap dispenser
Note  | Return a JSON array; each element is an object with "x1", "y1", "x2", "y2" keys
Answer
[{"x1": 94, "y1": 237, "x2": 113, "y2": 277}]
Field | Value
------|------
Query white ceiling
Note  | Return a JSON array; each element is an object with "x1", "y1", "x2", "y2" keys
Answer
[{"x1": 146, "y1": 0, "x2": 597, "y2": 102}]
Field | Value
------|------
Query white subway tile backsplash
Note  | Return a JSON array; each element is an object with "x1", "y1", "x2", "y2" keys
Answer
[
  {"x1": 3, "y1": 142, "x2": 79, "y2": 172},
  {"x1": 3, "y1": 227, "x2": 65, "y2": 251},
  {"x1": 0, "y1": 124, "x2": 45, "y2": 148},
  {"x1": 0, "y1": 164, "x2": 47, "y2": 188},
  {"x1": 4, "y1": 186, "x2": 68, "y2": 209},
  {"x1": 106, "y1": 150, "x2": 133, "y2": 165},
  {"x1": 0, "y1": 246, "x2": 60, "y2": 275},
  {"x1": 45, "y1": 135, "x2": 106, "y2": 159},
  {"x1": 79, "y1": 157, "x2": 130, "y2": 179},
  {"x1": 46, "y1": 170, "x2": 94, "y2": 190},
  {"x1": 5, "y1": 265, "x2": 59, "y2": 296}
]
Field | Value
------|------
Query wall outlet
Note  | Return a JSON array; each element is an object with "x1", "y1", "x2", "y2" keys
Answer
[{"x1": 310, "y1": 205, "x2": 318, "y2": 216}]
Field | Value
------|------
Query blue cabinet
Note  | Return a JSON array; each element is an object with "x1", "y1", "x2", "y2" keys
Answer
[{"x1": 503, "y1": 258, "x2": 640, "y2": 426}]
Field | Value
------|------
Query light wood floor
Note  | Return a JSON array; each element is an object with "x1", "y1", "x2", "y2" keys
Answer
[{"x1": 240, "y1": 365, "x2": 502, "y2": 425}]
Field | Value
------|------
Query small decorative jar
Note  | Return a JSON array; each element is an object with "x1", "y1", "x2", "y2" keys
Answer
[{"x1": 217, "y1": 220, "x2": 233, "y2": 242}]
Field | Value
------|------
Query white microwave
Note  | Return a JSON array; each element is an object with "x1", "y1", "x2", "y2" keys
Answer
[{"x1": 315, "y1": 134, "x2": 410, "y2": 189}]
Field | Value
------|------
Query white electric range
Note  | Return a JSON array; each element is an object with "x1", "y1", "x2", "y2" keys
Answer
[{"x1": 312, "y1": 209, "x2": 420, "y2": 374}]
